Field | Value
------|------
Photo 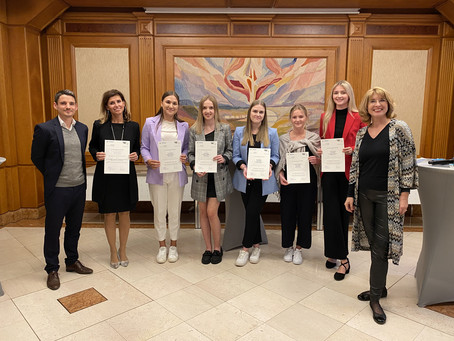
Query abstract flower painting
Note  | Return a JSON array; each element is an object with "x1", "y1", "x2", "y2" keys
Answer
[{"x1": 174, "y1": 57, "x2": 326, "y2": 134}]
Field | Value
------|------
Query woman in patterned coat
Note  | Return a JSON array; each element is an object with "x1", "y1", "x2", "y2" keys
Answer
[
  {"x1": 188, "y1": 95, "x2": 233, "y2": 264},
  {"x1": 345, "y1": 87, "x2": 418, "y2": 325}
]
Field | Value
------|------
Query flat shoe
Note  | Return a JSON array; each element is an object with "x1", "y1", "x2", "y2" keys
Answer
[
  {"x1": 358, "y1": 288, "x2": 388, "y2": 301},
  {"x1": 370, "y1": 301, "x2": 386, "y2": 324},
  {"x1": 201, "y1": 250, "x2": 212, "y2": 264},
  {"x1": 334, "y1": 258, "x2": 350, "y2": 281},
  {"x1": 325, "y1": 259, "x2": 336, "y2": 269}
]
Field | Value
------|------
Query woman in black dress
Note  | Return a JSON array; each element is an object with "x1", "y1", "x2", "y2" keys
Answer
[{"x1": 89, "y1": 89, "x2": 140, "y2": 269}]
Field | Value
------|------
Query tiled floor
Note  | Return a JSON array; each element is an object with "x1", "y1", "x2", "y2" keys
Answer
[{"x1": 0, "y1": 225, "x2": 453, "y2": 341}]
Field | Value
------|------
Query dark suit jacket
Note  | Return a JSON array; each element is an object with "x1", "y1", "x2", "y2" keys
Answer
[
  {"x1": 88, "y1": 119, "x2": 140, "y2": 206},
  {"x1": 319, "y1": 111, "x2": 365, "y2": 180},
  {"x1": 31, "y1": 116, "x2": 88, "y2": 200}
]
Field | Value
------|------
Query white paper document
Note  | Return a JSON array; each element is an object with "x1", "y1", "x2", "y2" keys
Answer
[
  {"x1": 321, "y1": 138, "x2": 345, "y2": 172},
  {"x1": 158, "y1": 140, "x2": 182, "y2": 173},
  {"x1": 195, "y1": 141, "x2": 217, "y2": 173},
  {"x1": 286, "y1": 152, "x2": 310, "y2": 184},
  {"x1": 104, "y1": 140, "x2": 130, "y2": 174},
  {"x1": 247, "y1": 148, "x2": 271, "y2": 180}
]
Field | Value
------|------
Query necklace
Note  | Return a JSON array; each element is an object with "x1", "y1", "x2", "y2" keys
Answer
[{"x1": 111, "y1": 122, "x2": 125, "y2": 140}]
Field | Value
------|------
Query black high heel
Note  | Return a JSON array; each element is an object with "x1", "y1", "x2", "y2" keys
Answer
[{"x1": 334, "y1": 258, "x2": 350, "y2": 281}]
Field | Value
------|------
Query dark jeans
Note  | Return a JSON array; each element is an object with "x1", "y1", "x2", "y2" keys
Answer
[
  {"x1": 359, "y1": 188, "x2": 389, "y2": 301},
  {"x1": 241, "y1": 180, "x2": 267, "y2": 248},
  {"x1": 280, "y1": 181, "x2": 316, "y2": 249},
  {"x1": 322, "y1": 172, "x2": 350, "y2": 259},
  {"x1": 44, "y1": 184, "x2": 86, "y2": 273}
]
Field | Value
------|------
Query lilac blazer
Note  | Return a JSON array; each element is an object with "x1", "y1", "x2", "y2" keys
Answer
[{"x1": 140, "y1": 115, "x2": 189, "y2": 186}]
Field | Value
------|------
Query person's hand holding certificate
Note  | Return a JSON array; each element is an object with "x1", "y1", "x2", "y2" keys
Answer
[
  {"x1": 286, "y1": 152, "x2": 310, "y2": 184},
  {"x1": 247, "y1": 148, "x2": 271, "y2": 180},
  {"x1": 104, "y1": 140, "x2": 130, "y2": 174},
  {"x1": 195, "y1": 141, "x2": 217, "y2": 173},
  {"x1": 321, "y1": 138, "x2": 345, "y2": 172},
  {"x1": 158, "y1": 140, "x2": 182, "y2": 173}
]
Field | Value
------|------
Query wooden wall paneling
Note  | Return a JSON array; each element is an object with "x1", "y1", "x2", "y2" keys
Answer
[
  {"x1": 139, "y1": 36, "x2": 155, "y2": 125},
  {"x1": 362, "y1": 37, "x2": 441, "y2": 157},
  {"x1": 155, "y1": 36, "x2": 347, "y2": 110},
  {"x1": 432, "y1": 37, "x2": 454, "y2": 158}
]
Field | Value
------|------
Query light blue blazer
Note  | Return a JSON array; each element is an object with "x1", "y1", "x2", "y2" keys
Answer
[{"x1": 232, "y1": 126, "x2": 280, "y2": 195}]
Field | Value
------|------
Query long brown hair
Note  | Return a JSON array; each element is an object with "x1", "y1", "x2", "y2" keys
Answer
[
  {"x1": 156, "y1": 90, "x2": 183, "y2": 125},
  {"x1": 241, "y1": 99, "x2": 270, "y2": 147},
  {"x1": 99, "y1": 89, "x2": 131, "y2": 124}
]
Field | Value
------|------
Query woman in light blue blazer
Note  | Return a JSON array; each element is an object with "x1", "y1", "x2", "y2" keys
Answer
[{"x1": 232, "y1": 99, "x2": 279, "y2": 266}]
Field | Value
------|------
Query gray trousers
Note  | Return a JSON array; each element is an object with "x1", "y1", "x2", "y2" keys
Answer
[{"x1": 359, "y1": 188, "x2": 389, "y2": 302}]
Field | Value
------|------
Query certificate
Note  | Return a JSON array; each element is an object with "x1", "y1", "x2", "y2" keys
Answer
[
  {"x1": 247, "y1": 148, "x2": 270, "y2": 180},
  {"x1": 321, "y1": 138, "x2": 345, "y2": 172},
  {"x1": 286, "y1": 152, "x2": 310, "y2": 184},
  {"x1": 158, "y1": 140, "x2": 182, "y2": 173},
  {"x1": 104, "y1": 140, "x2": 130, "y2": 174},
  {"x1": 195, "y1": 141, "x2": 217, "y2": 173}
]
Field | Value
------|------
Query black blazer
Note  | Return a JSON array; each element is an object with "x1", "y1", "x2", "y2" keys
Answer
[
  {"x1": 31, "y1": 116, "x2": 88, "y2": 200},
  {"x1": 88, "y1": 119, "x2": 140, "y2": 206}
]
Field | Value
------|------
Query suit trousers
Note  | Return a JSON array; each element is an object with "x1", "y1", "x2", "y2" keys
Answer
[
  {"x1": 280, "y1": 181, "x2": 317, "y2": 249},
  {"x1": 358, "y1": 188, "x2": 389, "y2": 301},
  {"x1": 44, "y1": 184, "x2": 86, "y2": 273},
  {"x1": 322, "y1": 172, "x2": 350, "y2": 259},
  {"x1": 148, "y1": 172, "x2": 184, "y2": 241},
  {"x1": 241, "y1": 180, "x2": 268, "y2": 248}
]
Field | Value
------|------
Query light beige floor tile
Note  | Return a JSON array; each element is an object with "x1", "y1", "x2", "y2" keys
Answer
[
  {"x1": 228, "y1": 286, "x2": 295, "y2": 322},
  {"x1": 195, "y1": 271, "x2": 256, "y2": 301},
  {"x1": 168, "y1": 261, "x2": 220, "y2": 284},
  {"x1": 261, "y1": 272, "x2": 322, "y2": 302},
  {"x1": 0, "y1": 259, "x2": 38, "y2": 281},
  {"x1": 347, "y1": 306, "x2": 425, "y2": 341},
  {"x1": 13, "y1": 271, "x2": 151, "y2": 341},
  {"x1": 238, "y1": 324, "x2": 295, "y2": 340},
  {"x1": 59, "y1": 322, "x2": 125, "y2": 341},
  {"x1": 326, "y1": 324, "x2": 380, "y2": 341},
  {"x1": 187, "y1": 302, "x2": 260, "y2": 341},
  {"x1": 155, "y1": 285, "x2": 223, "y2": 320},
  {"x1": 300, "y1": 287, "x2": 367, "y2": 323},
  {"x1": 228, "y1": 257, "x2": 288, "y2": 285},
  {"x1": 268, "y1": 304, "x2": 343, "y2": 341},
  {"x1": 149, "y1": 322, "x2": 211, "y2": 341},
  {"x1": 132, "y1": 271, "x2": 192, "y2": 300},
  {"x1": 414, "y1": 326, "x2": 454, "y2": 341},
  {"x1": 0, "y1": 300, "x2": 39, "y2": 340},
  {"x1": 1, "y1": 271, "x2": 47, "y2": 298},
  {"x1": 107, "y1": 301, "x2": 182, "y2": 341},
  {"x1": 107, "y1": 255, "x2": 167, "y2": 283}
]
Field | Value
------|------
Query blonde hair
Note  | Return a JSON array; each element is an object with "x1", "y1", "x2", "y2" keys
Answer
[
  {"x1": 192, "y1": 95, "x2": 221, "y2": 134},
  {"x1": 322, "y1": 80, "x2": 358, "y2": 138},
  {"x1": 241, "y1": 100, "x2": 270, "y2": 147},
  {"x1": 289, "y1": 103, "x2": 308, "y2": 120},
  {"x1": 358, "y1": 86, "x2": 396, "y2": 124},
  {"x1": 99, "y1": 89, "x2": 131, "y2": 124}
]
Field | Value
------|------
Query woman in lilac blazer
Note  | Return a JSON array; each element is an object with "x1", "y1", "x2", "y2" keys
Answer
[{"x1": 141, "y1": 90, "x2": 189, "y2": 264}]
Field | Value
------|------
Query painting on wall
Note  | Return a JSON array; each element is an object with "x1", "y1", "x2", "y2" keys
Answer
[{"x1": 174, "y1": 57, "x2": 327, "y2": 135}]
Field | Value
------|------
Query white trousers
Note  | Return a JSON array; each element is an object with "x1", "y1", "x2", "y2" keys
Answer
[{"x1": 148, "y1": 173, "x2": 184, "y2": 241}]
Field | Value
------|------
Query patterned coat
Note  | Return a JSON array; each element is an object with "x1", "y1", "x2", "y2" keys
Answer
[
  {"x1": 350, "y1": 119, "x2": 419, "y2": 265},
  {"x1": 188, "y1": 123, "x2": 233, "y2": 202}
]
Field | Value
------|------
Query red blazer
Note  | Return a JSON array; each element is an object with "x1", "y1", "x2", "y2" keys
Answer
[{"x1": 319, "y1": 111, "x2": 365, "y2": 180}]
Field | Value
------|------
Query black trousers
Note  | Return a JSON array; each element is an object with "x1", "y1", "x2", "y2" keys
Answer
[
  {"x1": 359, "y1": 188, "x2": 389, "y2": 301},
  {"x1": 44, "y1": 184, "x2": 86, "y2": 273},
  {"x1": 280, "y1": 180, "x2": 317, "y2": 249},
  {"x1": 322, "y1": 172, "x2": 350, "y2": 259},
  {"x1": 241, "y1": 180, "x2": 267, "y2": 248}
]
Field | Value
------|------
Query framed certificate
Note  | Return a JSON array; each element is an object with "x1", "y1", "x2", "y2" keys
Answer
[
  {"x1": 286, "y1": 152, "x2": 310, "y2": 184},
  {"x1": 321, "y1": 138, "x2": 345, "y2": 173},
  {"x1": 247, "y1": 148, "x2": 270, "y2": 180},
  {"x1": 104, "y1": 140, "x2": 130, "y2": 174},
  {"x1": 195, "y1": 141, "x2": 217, "y2": 173},
  {"x1": 158, "y1": 140, "x2": 182, "y2": 173}
]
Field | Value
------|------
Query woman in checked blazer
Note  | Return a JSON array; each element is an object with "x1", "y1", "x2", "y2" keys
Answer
[{"x1": 188, "y1": 95, "x2": 233, "y2": 265}]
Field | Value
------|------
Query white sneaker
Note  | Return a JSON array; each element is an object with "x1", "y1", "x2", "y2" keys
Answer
[
  {"x1": 249, "y1": 247, "x2": 261, "y2": 264},
  {"x1": 235, "y1": 250, "x2": 249, "y2": 267},
  {"x1": 157, "y1": 246, "x2": 167, "y2": 264},
  {"x1": 293, "y1": 248, "x2": 303, "y2": 265},
  {"x1": 283, "y1": 247, "x2": 294, "y2": 262},
  {"x1": 168, "y1": 246, "x2": 179, "y2": 263}
]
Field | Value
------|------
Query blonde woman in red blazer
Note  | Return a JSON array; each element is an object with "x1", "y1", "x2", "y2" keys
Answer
[{"x1": 319, "y1": 80, "x2": 365, "y2": 281}]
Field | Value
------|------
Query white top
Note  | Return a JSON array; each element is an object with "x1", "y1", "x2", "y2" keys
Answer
[{"x1": 161, "y1": 120, "x2": 178, "y2": 141}]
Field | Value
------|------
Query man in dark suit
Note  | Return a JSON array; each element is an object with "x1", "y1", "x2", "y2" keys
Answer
[{"x1": 31, "y1": 89, "x2": 93, "y2": 290}]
